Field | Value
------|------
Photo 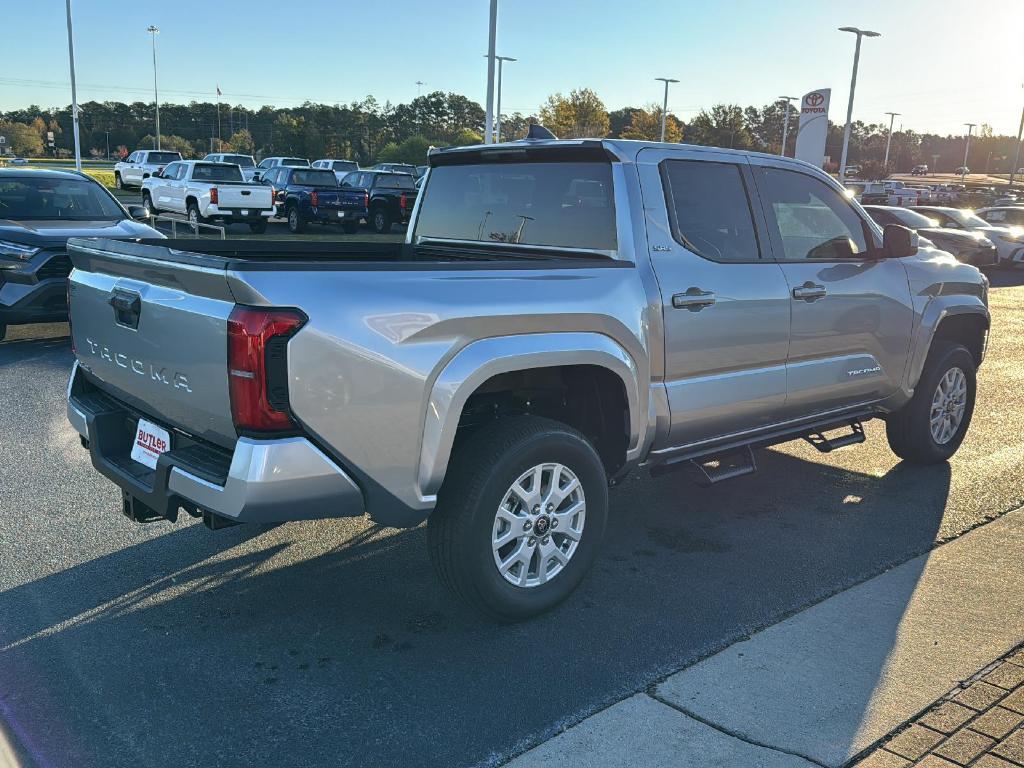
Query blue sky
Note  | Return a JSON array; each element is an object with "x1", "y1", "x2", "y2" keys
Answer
[{"x1": 3, "y1": 0, "x2": 1022, "y2": 136}]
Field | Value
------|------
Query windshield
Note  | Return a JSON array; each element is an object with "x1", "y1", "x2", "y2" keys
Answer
[
  {"x1": 291, "y1": 170, "x2": 338, "y2": 187},
  {"x1": 220, "y1": 154, "x2": 254, "y2": 167},
  {"x1": 148, "y1": 152, "x2": 181, "y2": 165},
  {"x1": 889, "y1": 208, "x2": 940, "y2": 229},
  {"x1": 415, "y1": 161, "x2": 617, "y2": 252},
  {"x1": 0, "y1": 177, "x2": 124, "y2": 220},
  {"x1": 192, "y1": 164, "x2": 244, "y2": 182},
  {"x1": 283, "y1": 158, "x2": 310, "y2": 167}
]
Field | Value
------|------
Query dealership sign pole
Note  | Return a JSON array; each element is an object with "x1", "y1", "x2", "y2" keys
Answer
[
  {"x1": 64, "y1": 0, "x2": 82, "y2": 170},
  {"x1": 794, "y1": 89, "x2": 831, "y2": 168}
]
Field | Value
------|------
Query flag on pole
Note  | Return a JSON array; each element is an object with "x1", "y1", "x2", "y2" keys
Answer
[{"x1": 216, "y1": 85, "x2": 222, "y2": 97}]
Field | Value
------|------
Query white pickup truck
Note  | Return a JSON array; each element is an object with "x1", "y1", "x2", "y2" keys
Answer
[
  {"x1": 114, "y1": 150, "x2": 183, "y2": 189},
  {"x1": 141, "y1": 160, "x2": 274, "y2": 233}
]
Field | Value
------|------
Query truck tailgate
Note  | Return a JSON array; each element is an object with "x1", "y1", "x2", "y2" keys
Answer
[
  {"x1": 67, "y1": 238, "x2": 238, "y2": 448},
  {"x1": 216, "y1": 184, "x2": 272, "y2": 210}
]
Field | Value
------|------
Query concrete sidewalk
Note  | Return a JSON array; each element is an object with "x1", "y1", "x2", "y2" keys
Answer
[{"x1": 506, "y1": 508, "x2": 1024, "y2": 767}]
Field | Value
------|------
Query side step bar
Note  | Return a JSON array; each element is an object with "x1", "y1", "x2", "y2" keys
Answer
[
  {"x1": 803, "y1": 421, "x2": 865, "y2": 453},
  {"x1": 687, "y1": 445, "x2": 757, "y2": 486}
]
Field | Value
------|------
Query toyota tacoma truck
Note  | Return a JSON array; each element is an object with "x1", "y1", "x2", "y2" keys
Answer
[
  {"x1": 66, "y1": 137, "x2": 989, "y2": 620},
  {"x1": 114, "y1": 150, "x2": 183, "y2": 189},
  {"x1": 141, "y1": 160, "x2": 275, "y2": 233}
]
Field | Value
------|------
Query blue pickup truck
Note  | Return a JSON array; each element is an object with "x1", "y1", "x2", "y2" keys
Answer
[{"x1": 259, "y1": 167, "x2": 367, "y2": 234}]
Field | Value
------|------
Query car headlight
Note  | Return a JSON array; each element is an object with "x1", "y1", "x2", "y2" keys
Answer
[{"x1": 0, "y1": 240, "x2": 40, "y2": 266}]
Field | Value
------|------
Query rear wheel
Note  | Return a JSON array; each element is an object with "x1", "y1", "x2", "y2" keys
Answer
[
  {"x1": 186, "y1": 202, "x2": 204, "y2": 233},
  {"x1": 886, "y1": 341, "x2": 976, "y2": 464},
  {"x1": 428, "y1": 416, "x2": 608, "y2": 621},
  {"x1": 287, "y1": 206, "x2": 304, "y2": 234},
  {"x1": 372, "y1": 207, "x2": 391, "y2": 234},
  {"x1": 141, "y1": 191, "x2": 155, "y2": 217},
  {"x1": 248, "y1": 220, "x2": 268, "y2": 234}
]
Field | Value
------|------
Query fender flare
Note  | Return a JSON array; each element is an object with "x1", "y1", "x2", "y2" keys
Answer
[
  {"x1": 417, "y1": 332, "x2": 644, "y2": 502},
  {"x1": 906, "y1": 299, "x2": 989, "y2": 393}
]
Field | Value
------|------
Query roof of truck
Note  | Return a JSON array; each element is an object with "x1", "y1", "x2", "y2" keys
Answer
[{"x1": 0, "y1": 167, "x2": 91, "y2": 180}]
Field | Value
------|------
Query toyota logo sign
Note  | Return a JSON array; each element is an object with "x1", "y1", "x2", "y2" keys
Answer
[{"x1": 805, "y1": 92, "x2": 825, "y2": 107}]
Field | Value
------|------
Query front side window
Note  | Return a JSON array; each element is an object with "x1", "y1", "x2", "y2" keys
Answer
[
  {"x1": 661, "y1": 159, "x2": 761, "y2": 262},
  {"x1": 160, "y1": 162, "x2": 180, "y2": 180},
  {"x1": 755, "y1": 167, "x2": 869, "y2": 260},
  {"x1": 415, "y1": 161, "x2": 617, "y2": 251}
]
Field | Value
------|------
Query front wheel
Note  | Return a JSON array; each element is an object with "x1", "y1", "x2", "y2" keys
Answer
[
  {"x1": 886, "y1": 341, "x2": 976, "y2": 464},
  {"x1": 114, "y1": 173, "x2": 124, "y2": 190},
  {"x1": 428, "y1": 416, "x2": 608, "y2": 621},
  {"x1": 371, "y1": 208, "x2": 391, "y2": 234}
]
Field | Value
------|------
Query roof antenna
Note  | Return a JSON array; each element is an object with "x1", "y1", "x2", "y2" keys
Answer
[{"x1": 526, "y1": 124, "x2": 558, "y2": 140}]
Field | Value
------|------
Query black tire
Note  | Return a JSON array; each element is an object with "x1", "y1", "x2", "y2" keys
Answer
[
  {"x1": 248, "y1": 220, "x2": 268, "y2": 234},
  {"x1": 114, "y1": 173, "x2": 123, "y2": 190},
  {"x1": 186, "y1": 202, "x2": 204, "y2": 233},
  {"x1": 428, "y1": 416, "x2": 608, "y2": 622},
  {"x1": 342, "y1": 220, "x2": 360, "y2": 235},
  {"x1": 141, "y1": 191, "x2": 155, "y2": 217},
  {"x1": 371, "y1": 207, "x2": 391, "y2": 234},
  {"x1": 287, "y1": 205, "x2": 304, "y2": 234},
  {"x1": 886, "y1": 341, "x2": 976, "y2": 464}
]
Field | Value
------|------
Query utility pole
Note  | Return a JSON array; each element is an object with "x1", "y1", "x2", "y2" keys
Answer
[
  {"x1": 962, "y1": 122, "x2": 976, "y2": 181},
  {"x1": 415, "y1": 80, "x2": 425, "y2": 97},
  {"x1": 655, "y1": 78, "x2": 680, "y2": 143},
  {"x1": 104, "y1": 129, "x2": 110, "y2": 159},
  {"x1": 778, "y1": 95, "x2": 798, "y2": 156},
  {"x1": 1009, "y1": 89, "x2": 1024, "y2": 187},
  {"x1": 65, "y1": 0, "x2": 82, "y2": 170},
  {"x1": 883, "y1": 111, "x2": 900, "y2": 172},
  {"x1": 147, "y1": 26, "x2": 161, "y2": 150},
  {"x1": 483, "y1": 0, "x2": 497, "y2": 145},
  {"x1": 838, "y1": 26, "x2": 880, "y2": 185}
]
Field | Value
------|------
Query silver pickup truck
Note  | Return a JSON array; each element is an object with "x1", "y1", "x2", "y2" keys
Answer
[{"x1": 65, "y1": 138, "x2": 989, "y2": 620}]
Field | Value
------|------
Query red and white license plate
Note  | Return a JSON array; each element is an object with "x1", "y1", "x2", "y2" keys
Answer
[{"x1": 131, "y1": 419, "x2": 171, "y2": 470}]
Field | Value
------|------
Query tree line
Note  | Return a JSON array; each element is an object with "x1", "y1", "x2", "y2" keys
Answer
[{"x1": 1, "y1": 88, "x2": 1019, "y2": 175}]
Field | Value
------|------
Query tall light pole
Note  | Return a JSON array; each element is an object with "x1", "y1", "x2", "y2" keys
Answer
[
  {"x1": 483, "y1": 0, "x2": 497, "y2": 145},
  {"x1": 962, "y1": 122, "x2": 976, "y2": 181},
  {"x1": 838, "y1": 26, "x2": 880, "y2": 185},
  {"x1": 655, "y1": 77, "x2": 679, "y2": 142},
  {"x1": 1010, "y1": 90, "x2": 1024, "y2": 187},
  {"x1": 882, "y1": 111, "x2": 900, "y2": 172},
  {"x1": 483, "y1": 55, "x2": 516, "y2": 142},
  {"x1": 778, "y1": 95, "x2": 798, "y2": 156},
  {"x1": 147, "y1": 25, "x2": 161, "y2": 150},
  {"x1": 64, "y1": 0, "x2": 82, "y2": 170},
  {"x1": 415, "y1": 80, "x2": 424, "y2": 97}
]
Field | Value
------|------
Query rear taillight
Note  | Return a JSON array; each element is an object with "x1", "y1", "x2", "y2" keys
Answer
[
  {"x1": 364, "y1": 192, "x2": 369, "y2": 209},
  {"x1": 311, "y1": 190, "x2": 319, "y2": 207},
  {"x1": 210, "y1": 187, "x2": 219, "y2": 205},
  {"x1": 399, "y1": 193, "x2": 407, "y2": 212},
  {"x1": 227, "y1": 306, "x2": 307, "y2": 433}
]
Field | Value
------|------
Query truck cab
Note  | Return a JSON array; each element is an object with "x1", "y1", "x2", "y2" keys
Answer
[{"x1": 114, "y1": 150, "x2": 183, "y2": 189}]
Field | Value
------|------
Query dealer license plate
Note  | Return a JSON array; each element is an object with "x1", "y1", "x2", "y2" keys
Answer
[{"x1": 131, "y1": 419, "x2": 171, "y2": 470}]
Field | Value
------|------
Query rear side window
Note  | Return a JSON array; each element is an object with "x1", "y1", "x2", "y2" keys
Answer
[
  {"x1": 192, "y1": 164, "x2": 244, "y2": 182},
  {"x1": 661, "y1": 160, "x2": 761, "y2": 262},
  {"x1": 291, "y1": 170, "x2": 338, "y2": 186},
  {"x1": 415, "y1": 161, "x2": 616, "y2": 251},
  {"x1": 755, "y1": 167, "x2": 869, "y2": 260},
  {"x1": 283, "y1": 158, "x2": 309, "y2": 167},
  {"x1": 149, "y1": 152, "x2": 182, "y2": 165},
  {"x1": 377, "y1": 174, "x2": 416, "y2": 190}
]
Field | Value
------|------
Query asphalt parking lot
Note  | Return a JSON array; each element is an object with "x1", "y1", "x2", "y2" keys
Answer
[{"x1": 2, "y1": 271, "x2": 1024, "y2": 768}]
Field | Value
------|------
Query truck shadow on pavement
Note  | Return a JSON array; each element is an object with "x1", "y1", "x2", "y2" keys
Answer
[{"x1": 0, "y1": 443, "x2": 951, "y2": 768}]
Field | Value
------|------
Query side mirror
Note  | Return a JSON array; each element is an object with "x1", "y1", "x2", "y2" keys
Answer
[
  {"x1": 126, "y1": 204, "x2": 149, "y2": 220},
  {"x1": 883, "y1": 224, "x2": 919, "y2": 259}
]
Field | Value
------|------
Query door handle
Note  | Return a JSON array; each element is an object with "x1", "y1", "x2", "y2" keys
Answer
[
  {"x1": 672, "y1": 289, "x2": 716, "y2": 311},
  {"x1": 792, "y1": 283, "x2": 827, "y2": 301}
]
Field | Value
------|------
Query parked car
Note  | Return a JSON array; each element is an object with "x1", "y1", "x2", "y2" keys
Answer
[
  {"x1": 340, "y1": 169, "x2": 417, "y2": 233},
  {"x1": 252, "y1": 156, "x2": 310, "y2": 182},
  {"x1": 992, "y1": 193, "x2": 1019, "y2": 206},
  {"x1": 0, "y1": 168, "x2": 160, "y2": 341},
  {"x1": 844, "y1": 164, "x2": 861, "y2": 178},
  {"x1": 859, "y1": 182, "x2": 920, "y2": 206},
  {"x1": 65, "y1": 137, "x2": 989, "y2": 620},
  {"x1": 141, "y1": 160, "x2": 274, "y2": 233},
  {"x1": 863, "y1": 205, "x2": 997, "y2": 268},
  {"x1": 203, "y1": 153, "x2": 257, "y2": 181},
  {"x1": 955, "y1": 166, "x2": 971, "y2": 176},
  {"x1": 976, "y1": 206, "x2": 1024, "y2": 232},
  {"x1": 311, "y1": 158, "x2": 359, "y2": 183},
  {"x1": 259, "y1": 166, "x2": 366, "y2": 234},
  {"x1": 911, "y1": 164, "x2": 929, "y2": 176},
  {"x1": 9, "y1": 157, "x2": 28, "y2": 166},
  {"x1": 114, "y1": 150, "x2": 183, "y2": 189},
  {"x1": 371, "y1": 162, "x2": 418, "y2": 177},
  {"x1": 912, "y1": 205, "x2": 1024, "y2": 267}
]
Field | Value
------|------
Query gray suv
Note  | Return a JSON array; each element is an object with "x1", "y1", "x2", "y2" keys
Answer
[{"x1": 66, "y1": 138, "x2": 989, "y2": 620}]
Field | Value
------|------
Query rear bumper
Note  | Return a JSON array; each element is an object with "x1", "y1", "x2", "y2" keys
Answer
[
  {"x1": 206, "y1": 205, "x2": 274, "y2": 221},
  {"x1": 67, "y1": 362, "x2": 365, "y2": 524},
  {"x1": 307, "y1": 207, "x2": 364, "y2": 223}
]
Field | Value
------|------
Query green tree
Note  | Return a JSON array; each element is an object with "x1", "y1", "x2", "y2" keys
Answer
[
  {"x1": 376, "y1": 135, "x2": 431, "y2": 164},
  {"x1": 620, "y1": 104, "x2": 683, "y2": 142},
  {"x1": 539, "y1": 88, "x2": 610, "y2": 139},
  {"x1": 226, "y1": 129, "x2": 255, "y2": 154},
  {"x1": 685, "y1": 104, "x2": 753, "y2": 150},
  {"x1": 0, "y1": 121, "x2": 44, "y2": 156},
  {"x1": 450, "y1": 127, "x2": 483, "y2": 146},
  {"x1": 139, "y1": 134, "x2": 197, "y2": 158}
]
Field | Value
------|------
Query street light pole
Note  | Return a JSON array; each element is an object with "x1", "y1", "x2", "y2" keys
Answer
[
  {"x1": 1009, "y1": 89, "x2": 1023, "y2": 187},
  {"x1": 962, "y1": 122, "x2": 976, "y2": 182},
  {"x1": 147, "y1": 26, "x2": 161, "y2": 150},
  {"x1": 483, "y1": 55, "x2": 516, "y2": 142},
  {"x1": 64, "y1": 0, "x2": 82, "y2": 170},
  {"x1": 655, "y1": 77, "x2": 679, "y2": 142},
  {"x1": 883, "y1": 111, "x2": 900, "y2": 172},
  {"x1": 483, "y1": 0, "x2": 497, "y2": 145},
  {"x1": 838, "y1": 26, "x2": 880, "y2": 185},
  {"x1": 778, "y1": 95, "x2": 798, "y2": 156}
]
